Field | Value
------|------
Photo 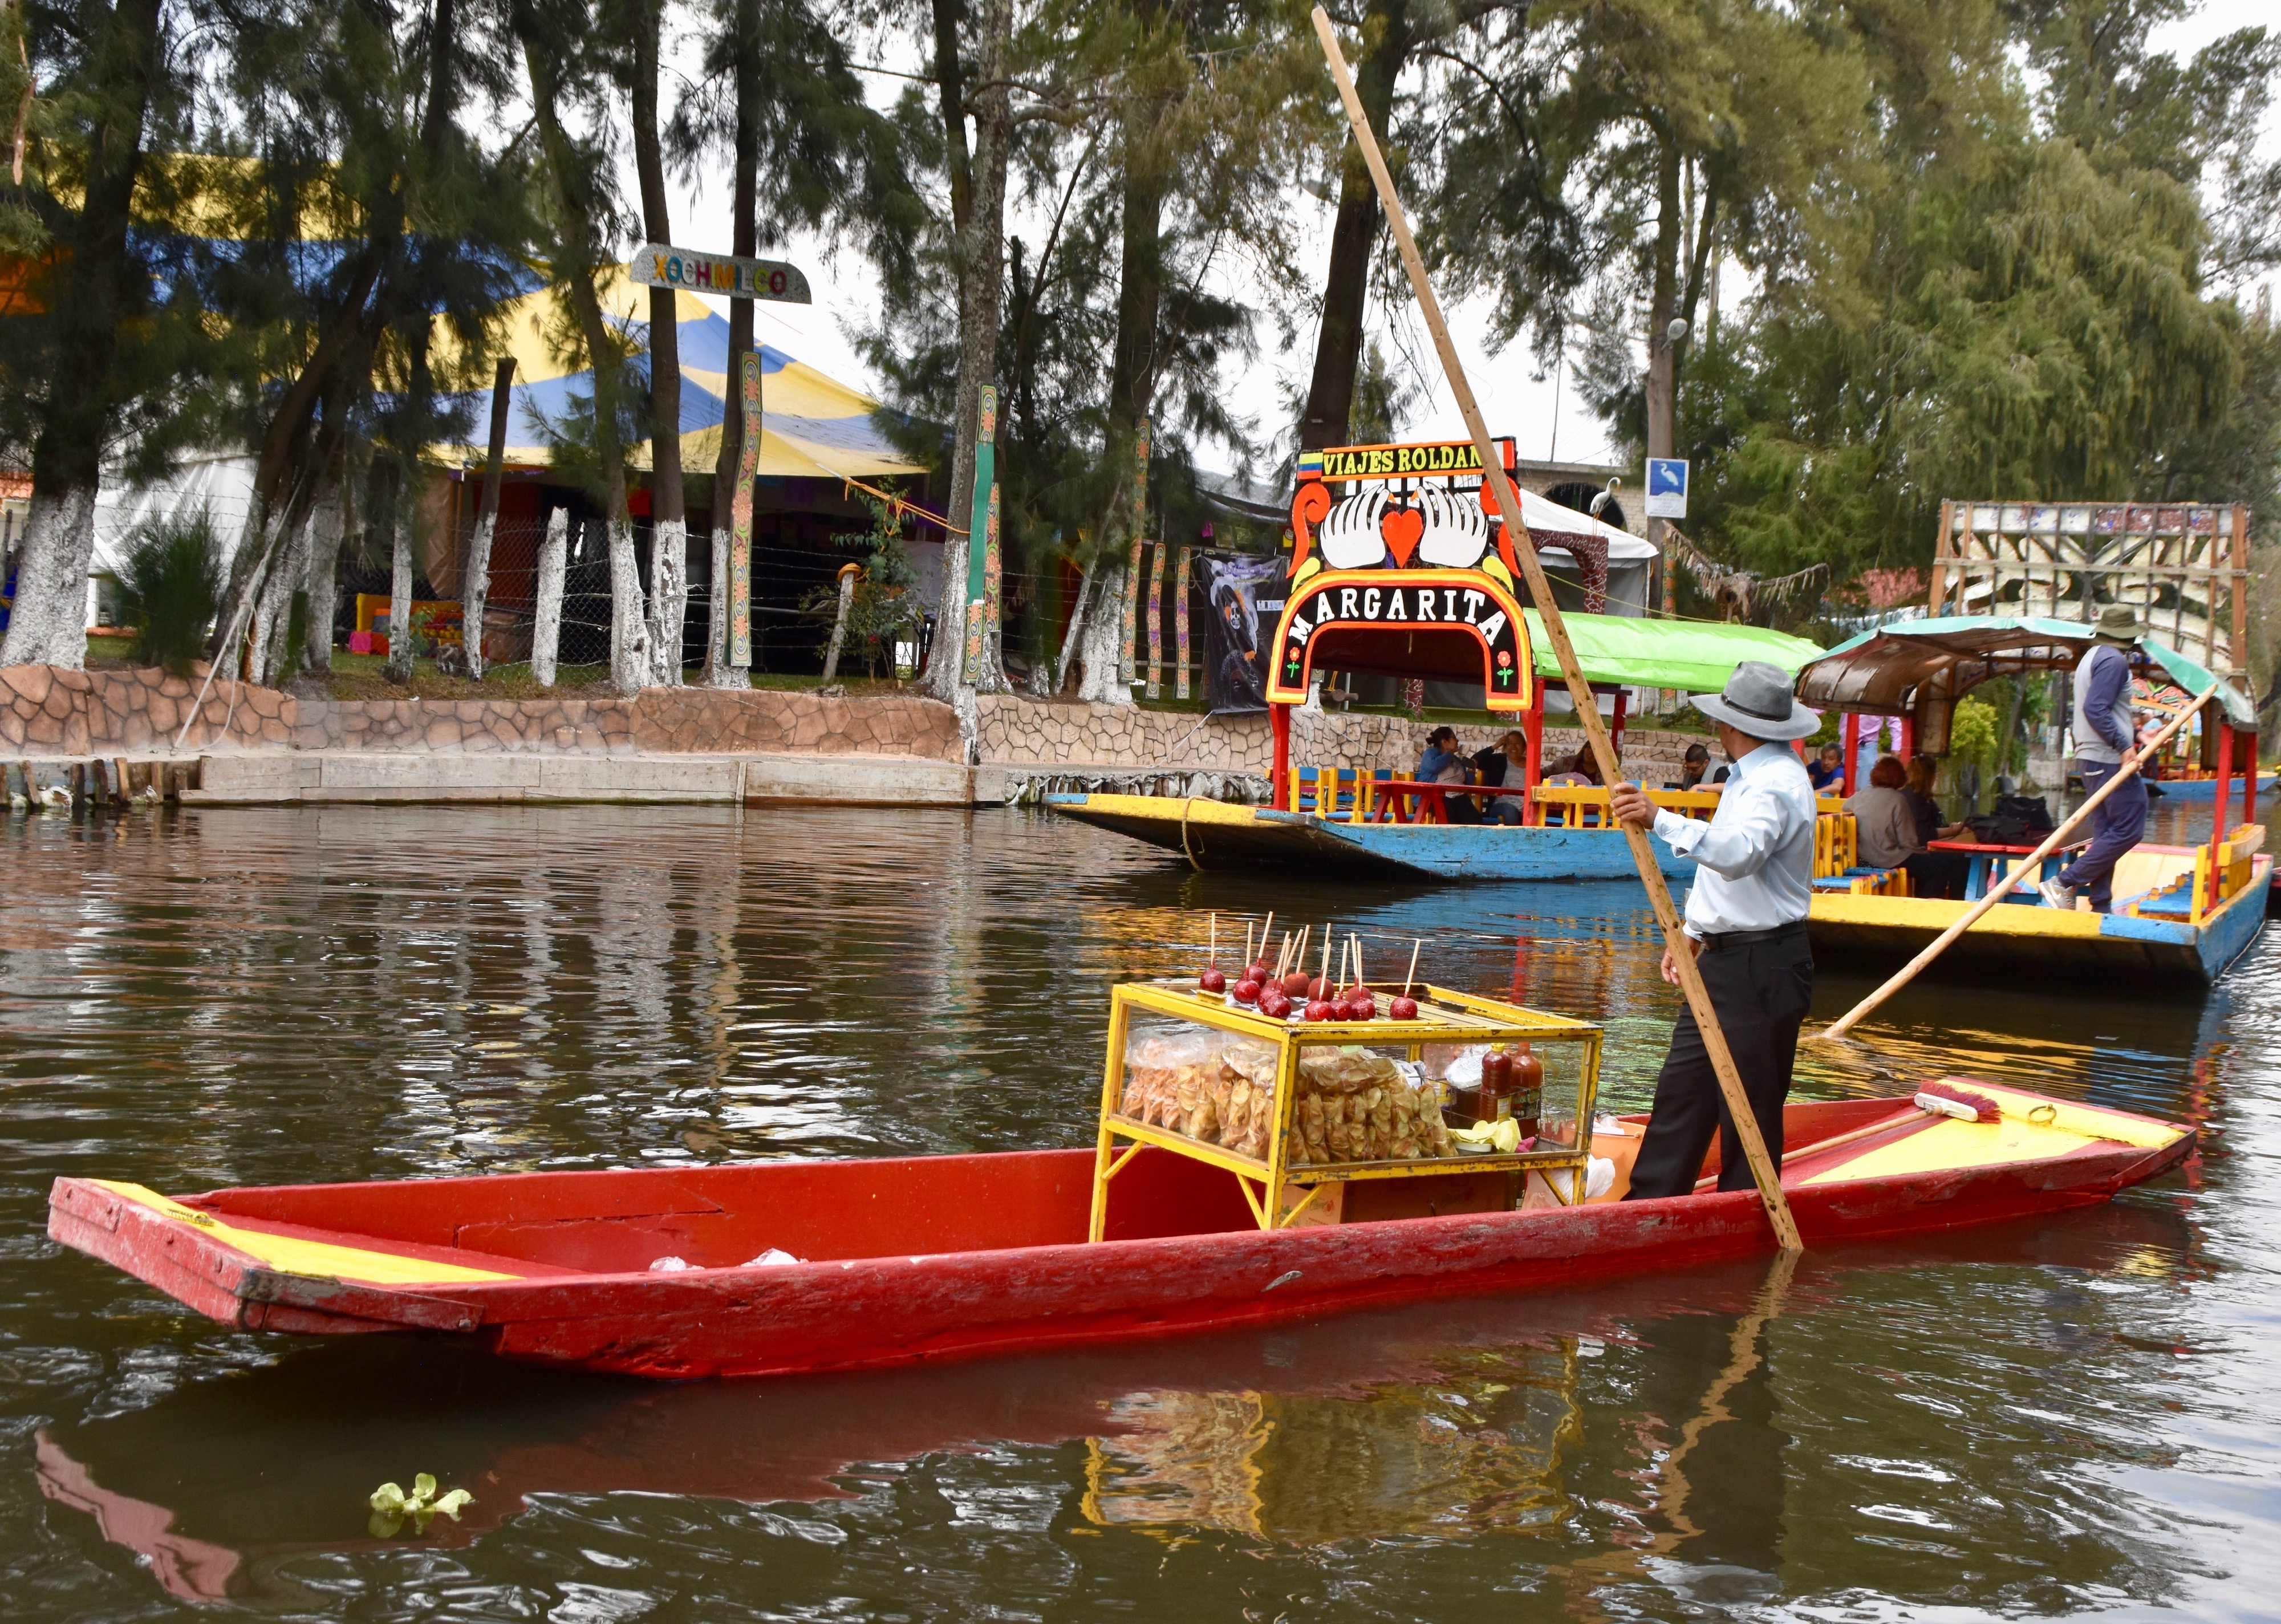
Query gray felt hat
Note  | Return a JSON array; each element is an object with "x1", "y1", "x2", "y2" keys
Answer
[{"x1": 1690, "y1": 660, "x2": 1821, "y2": 742}]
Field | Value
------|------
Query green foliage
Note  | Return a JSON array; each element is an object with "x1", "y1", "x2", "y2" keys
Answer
[
  {"x1": 803, "y1": 501, "x2": 926, "y2": 679},
  {"x1": 115, "y1": 513, "x2": 225, "y2": 676},
  {"x1": 1666, "y1": 0, "x2": 2281, "y2": 583},
  {"x1": 1950, "y1": 696, "x2": 2002, "y2": 771}
]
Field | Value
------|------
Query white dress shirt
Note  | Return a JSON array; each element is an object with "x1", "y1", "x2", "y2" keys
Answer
[{"x1": 1650, "y1": 742, "x2": 1817, "y2": 937}]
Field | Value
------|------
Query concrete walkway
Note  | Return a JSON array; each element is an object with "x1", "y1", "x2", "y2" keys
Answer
[{"x1": 171, "y1": 752, "x2": 1261, "y2": 808}]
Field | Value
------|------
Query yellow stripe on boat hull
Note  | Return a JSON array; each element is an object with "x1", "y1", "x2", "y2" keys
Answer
[{"x1": 91, "y1": 1180, "x2": 518, "y2": 1286}]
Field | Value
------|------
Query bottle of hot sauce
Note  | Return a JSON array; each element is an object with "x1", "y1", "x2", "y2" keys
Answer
[
  {"x1": 1510, "y1": 1041, "x2": 1544, "y2": 1138},
  {"x1": 1479, "y1": 1049, "x2": 1512, "y2": 1125}
]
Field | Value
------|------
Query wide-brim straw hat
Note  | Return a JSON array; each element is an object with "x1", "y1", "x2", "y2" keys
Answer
[{"x1": 1690, "y1": 659, "x2": 1821, "y2": 742}]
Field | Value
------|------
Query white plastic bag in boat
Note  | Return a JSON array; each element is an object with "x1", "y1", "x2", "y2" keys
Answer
[
  {"x1": 744, "y1": 1248, "x2": 803, "y2": 1267},
  {"x1": 649, "y1": 1256, "x2": 693, "y2": 1272}
]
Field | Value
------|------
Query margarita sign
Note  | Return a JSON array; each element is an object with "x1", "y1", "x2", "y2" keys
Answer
[{"x1": 632, "y1": 245, "x2": 811, "y2": 304}]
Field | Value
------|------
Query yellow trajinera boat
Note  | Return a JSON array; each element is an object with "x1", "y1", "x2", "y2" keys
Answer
[{"x1": 1795, "y1": 616, "x2": 2269, "y2": 983}]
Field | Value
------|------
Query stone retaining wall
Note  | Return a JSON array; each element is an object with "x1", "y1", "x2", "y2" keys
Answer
[
  {"x1": 0, "y1": 665, "x2": 295, "y2": 753},
  {"x1": 0, "y1": 663, "x2": 1701, "y2": 776},
  {"x1": 975, "y1": 693, "x2": 1695, "y2": 774},
  {"x1": 0, "y1": 667, "x2": 965, "y2": 762}
]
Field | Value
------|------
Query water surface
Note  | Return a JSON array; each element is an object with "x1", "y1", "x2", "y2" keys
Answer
[{"x1": 1, "y1": 803, "x2": 2274, "y2": 1620}]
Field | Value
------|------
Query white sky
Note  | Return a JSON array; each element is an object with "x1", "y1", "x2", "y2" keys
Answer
[{"x1": 654, "y1": 0, "x2": 2280, "y2": 478}]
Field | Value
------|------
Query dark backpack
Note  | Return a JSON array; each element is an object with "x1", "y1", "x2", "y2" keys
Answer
[{"x1": 1968, "y1": 796, "x2": 2055, "y2": 846}]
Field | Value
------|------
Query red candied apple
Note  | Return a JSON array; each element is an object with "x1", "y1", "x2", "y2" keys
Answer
[
  {"x1": 1260, "y1": 992, "x2": 1294, "y2": 1019},
  {"x1": 1389, "y1": 995, "x2": 1420, "y2": 1020},
  {"x1": 1343, "y1": 992, "x2": 1375, "y2": 1020},
  {"x1": 1245, "y1": 961, "x2": 1272, "y2": 985},
  {"x1": 1304, "y1": 998, "x2": 1336, "y2": 1022},
  {"x1": 1232, "y1": 978, "x2": 1261, "y2": 1005},
  {"x1": 1307, "y1": 975, "x2": 1330, "y2": 1001},
  {"x1": 1200, "y1": 967, "x2": 1227, "y2": 993},
  {"x1": 1280, "y1": 971, "x2": 1312, "y2": 998}
]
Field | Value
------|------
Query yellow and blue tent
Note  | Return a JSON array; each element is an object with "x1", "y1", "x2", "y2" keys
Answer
[{"x1": 436, "y1": 265, "x2": 927, "y2": 484}]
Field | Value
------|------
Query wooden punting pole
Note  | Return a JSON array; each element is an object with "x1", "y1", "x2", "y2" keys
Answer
[{"x1": 1310, "y1": 6, "x2": 1802, "y2": 1252}]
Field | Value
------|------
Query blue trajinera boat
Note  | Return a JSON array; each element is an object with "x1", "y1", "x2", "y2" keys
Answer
[{"x1": 1049, "y1": 436, "x2": 1822, "y2": 883}]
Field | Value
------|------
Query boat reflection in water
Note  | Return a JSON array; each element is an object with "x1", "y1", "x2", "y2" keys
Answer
[{"x1": 36, "y1": 1199, "x2": 2188, "y2": 1608}]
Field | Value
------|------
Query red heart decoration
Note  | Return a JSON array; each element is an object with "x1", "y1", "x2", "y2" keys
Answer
[{"x1": 1379, "y1": 504, "x2": 1424, "y2": 566}]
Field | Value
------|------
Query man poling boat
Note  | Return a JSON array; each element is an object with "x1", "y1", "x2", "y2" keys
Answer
[{"x1": 1608, "y1": 663, "x2": 1820, "y2": 1199}]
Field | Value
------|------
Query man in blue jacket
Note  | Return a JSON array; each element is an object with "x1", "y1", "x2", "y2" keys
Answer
[{"x1": 2041, "y1": 604, "x2": 2150, "y2": 912}]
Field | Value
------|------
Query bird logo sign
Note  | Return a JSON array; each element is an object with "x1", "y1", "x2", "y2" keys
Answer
[{"x1": 1645, "y1": 457, "x2": 1689, "y2": 519}]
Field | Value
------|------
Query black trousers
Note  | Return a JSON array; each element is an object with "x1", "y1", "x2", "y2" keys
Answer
[{"x1": 1624, "y1": 924, "x2": 1815, "y2": 1199}]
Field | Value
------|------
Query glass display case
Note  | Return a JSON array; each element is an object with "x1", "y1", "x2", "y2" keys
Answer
[{"x1": 1088, "y1": 980, "x2": 1602, "y2": 1238}]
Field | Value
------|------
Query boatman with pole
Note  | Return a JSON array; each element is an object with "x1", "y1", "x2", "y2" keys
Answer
[
  {"x1": 1609, "y1": 661, "x2": 1820, "y2": 1199},
  {"x1": 2040, "y1": 604, "x2": 2149, "y2": 914}
]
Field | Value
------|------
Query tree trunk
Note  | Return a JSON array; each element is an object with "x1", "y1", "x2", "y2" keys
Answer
[
  {"x1": 820, "y1": 567, "x2": 855, "y2": 683},
  {"x1": 1074, "y1": 560, "x2": 1129, "y2": 703},
  {"x1": 464, "y1": 357, "x2": 515, "y2": 679},
  {"x1": 923, "y1": 0, "x2": 1011, "y2": 701},
  {"x1": 302, "y1": 475, "x2": 346, "y2": 673},
  {"x1": 1052, "y1": 562, "x2": 1094, "y2": 691},
  {"x1": 633, "y1": 0, "x2": 685, "y2": 686},
  {"x1": 532, "y1": 505, "x2": 567, "y2": 687},
  {"x1": 251, "y1": 508, "x2": 311, "y2": 684},
  {"x1": 1296, "y1": 0, "x2": 1407, "y2": 454},
  {"x1": 520, "y1": 23, "x2": 645, "y2": 692},
  {"x1": 0, "y1": 0, "x2": 163, "y2": 669},
  {"x1": 705, "y1": 0, "x2": 759, "y2": 688},
  {"x1": 385, "y1": 475, "x2": 416, "y2": 681},
  {"x1": 1643, "y1": 133, "x2": 1682, "y2": 590}
]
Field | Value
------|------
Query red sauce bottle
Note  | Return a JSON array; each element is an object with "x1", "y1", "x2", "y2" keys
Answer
[
  {"x1": 1510, "y1": 1041, "x2": 1543, "y2": 1138},
  {"x1": 1479, "y1": 1049, "x2": 1512, "y2": 1124}
]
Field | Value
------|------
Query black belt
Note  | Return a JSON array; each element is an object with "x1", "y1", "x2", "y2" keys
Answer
[{"x1": 1696, "y1": 920, "x2": 1808, "y2": 949}]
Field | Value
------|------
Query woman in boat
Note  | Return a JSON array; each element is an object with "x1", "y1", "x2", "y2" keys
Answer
[
  {"x1": 1486, "y1": 734, "x2": 1531, "y2": 825},
  {"x1": 1901, "y1": 757, "x2": 1973, "y2": 899},
  {"x1": 1472, "y1": 730, "x2": 1524, "y2": 789},
  {"x1": 1608, "y1": 661, "x2": 1819, "y2": 1200},
  {"x1": 1845, "y1": 756, "x2": 1919, "y2": 868},
  {"x1": 1418, "y1": 726, "x2": 1484, "y2": 825},
  {"x1": 1544, "y1": 752, "x2": 1593, "y2": 788}
]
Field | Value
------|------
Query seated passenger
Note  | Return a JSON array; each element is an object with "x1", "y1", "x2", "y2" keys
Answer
[
  {"x1": 1901, "y1": 756, "x2": 1972, "y2": 899},
  {"x1": 1488, "y1": 735, "x2": 1531, "y2": 825},
  {"x1": 1669, "y1": 741, "x2": 1712, "y2": 790},
  {"x1": 1472, "y1": 731, "x2": 1524, "y2": 789},
  {"x1": 1417, "y1": 725, "x2": 1482, "y2": 825},
  {"x1": 1844, "y1": 755, "x2": 1919, "y2": 868},
  {"x1": 1544, "y1": 750, "x2": 1593, "y2": 788},
  {"x1": 1809, "y1": 743, "x2": 1845, "y2": 790}
]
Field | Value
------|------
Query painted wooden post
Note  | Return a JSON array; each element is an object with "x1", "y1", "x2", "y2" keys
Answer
[
  {"x1": 729, "y1": 351, "x2": 761, "y2": 672},
  {"x1": 1118, "y1": 421, "x2": 1150, "y2": 688},
  {"x1": 1271, "y1": 702, "x2": 1290, "y2": 810},
  {"x1": 1523, "y1": 682, "x2": 1544, "y2": 826},
  {"x1": 1174, "y1": 546, "x2": 1192, "y2": 700},
  {"x1": 963, "y1": 386, "x2": 996, "y2": 684},
  {"x1": 1145, "y1": 541, "x2": 1167, "y2": 699}
]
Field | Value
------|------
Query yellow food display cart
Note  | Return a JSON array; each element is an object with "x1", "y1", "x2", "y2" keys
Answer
[{"x1": 1089, "y1": 980, "x2": 1602, "y2": 1238}]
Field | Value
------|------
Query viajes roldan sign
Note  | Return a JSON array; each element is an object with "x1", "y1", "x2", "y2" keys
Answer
[{"x1": 632, "y1": 245, "x2": 811, "y2": 304}]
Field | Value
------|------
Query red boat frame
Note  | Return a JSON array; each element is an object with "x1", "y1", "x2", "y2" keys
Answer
[{"x1": 47, "y1": 1096, "x2": 2193, "y2": 1382}]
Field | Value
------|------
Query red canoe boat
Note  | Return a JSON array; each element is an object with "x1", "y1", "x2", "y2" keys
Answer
[{"x1": 48, "y1": 1082, "x2": 2190, "y2": 1381}]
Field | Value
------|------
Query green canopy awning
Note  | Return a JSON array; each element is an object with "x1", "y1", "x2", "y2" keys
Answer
[
  {"x1": 1524, "y1": 612, "x2": 1824, "y2": 693},
  {"x1": 1795, "y1": 614, "x2": 2256, "y2": 729}
]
